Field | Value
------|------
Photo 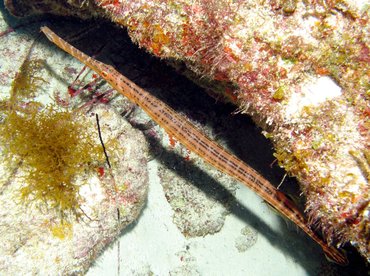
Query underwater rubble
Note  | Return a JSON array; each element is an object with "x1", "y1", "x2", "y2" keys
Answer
[{"x1": 3, "y1": 0, "x2": 370, "y2": 263}]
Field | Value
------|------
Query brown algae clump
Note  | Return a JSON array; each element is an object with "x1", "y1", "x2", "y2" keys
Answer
[
  {"x1": 0, "y1": 57, "x2": 47, "y2": 115},
  {"x1": 1, "y1": 105, "x2": 103, "y2": 218},
  {"x1": 10, "y1": 58, "x2": 47, "y2": 102},
  {"x1": 0, "y1": 51, "x2": 104, "y2": 218},
  {"x1": 1, "y1": 106, "x2": 104, "y2": 217}
]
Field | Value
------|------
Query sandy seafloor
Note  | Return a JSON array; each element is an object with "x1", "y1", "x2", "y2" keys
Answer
[{"x1": 0, "y1": 3, "x2": 367, "y2": 276}]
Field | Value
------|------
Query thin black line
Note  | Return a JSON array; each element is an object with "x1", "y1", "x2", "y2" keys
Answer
[{"x1": 96, "y1": 113, "x2": 111, "y2": 168}]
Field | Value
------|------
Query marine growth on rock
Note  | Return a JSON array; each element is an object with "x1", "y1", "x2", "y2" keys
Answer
[{"x1": 3, "y1": 0, "x2": 370, "y2": 262}]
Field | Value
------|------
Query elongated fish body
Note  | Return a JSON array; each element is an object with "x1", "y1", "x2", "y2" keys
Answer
[{"x1": 41, "y1": 26, "x2": 348, "y2": 266}]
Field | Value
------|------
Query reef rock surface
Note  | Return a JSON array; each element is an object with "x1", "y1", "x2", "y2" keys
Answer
[{"x1": 4, "y1": 0, "x2": 369, "y2": 261}]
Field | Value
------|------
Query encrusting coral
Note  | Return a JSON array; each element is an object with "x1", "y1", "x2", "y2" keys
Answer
[{"x1": 3, "y1": 0, "x2": 370, "y2": 261}]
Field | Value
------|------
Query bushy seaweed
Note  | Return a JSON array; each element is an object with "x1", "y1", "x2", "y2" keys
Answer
[
  {"x1": 10, "y1": 58, "x2": 47, "y2": 104},
  {"x1": 1, "y1": 55, "x2": 104, "y2": 219},
  {"x1": 2, "y1": 106, "x2": 103, "y2": 217}
]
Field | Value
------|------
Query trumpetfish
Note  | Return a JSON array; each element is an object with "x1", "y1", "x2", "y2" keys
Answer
[{"x1": 41, "y1": 26, "x2": 348, "y2": 266}]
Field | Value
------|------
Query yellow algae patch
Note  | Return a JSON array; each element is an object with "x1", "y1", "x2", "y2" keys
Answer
[
  {"x1": 50, "y1": 222, "x2": 73, "y2": 240},
  {"x1": 1, "y1": 105, "x2": 104, "y2": 218}
]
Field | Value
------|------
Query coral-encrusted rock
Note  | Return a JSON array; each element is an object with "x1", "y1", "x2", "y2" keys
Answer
[
  {"x1": 4, "y1": 0, "x2": 369, "y2": 261},
  {"x1": 4, "y1": 0, "x2": 97, "y2": 18}
]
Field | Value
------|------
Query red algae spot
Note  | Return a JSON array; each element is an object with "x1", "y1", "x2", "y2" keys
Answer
[
  {"x1": 98, "y1": 0, "x2": 120, "y2": 8},
  {"x1": 182, "y1": 148, "x2": 191, "y2": 161},
  {"x1": 97, "y1": 166, "x2": 105, "y2": 178},
  {"x1": 315, "y1": 67, "x2": 330, "y2": 76},
  {"x1": 68, "y1": 86, "x2": 77, "y2": 97},
  {"x1": 169, "y1": 134, "x2": 177, "y2": 148},
  {"x1": 225, "y1": 87, "x2": 237, "y2": 102}
]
